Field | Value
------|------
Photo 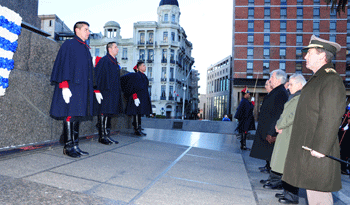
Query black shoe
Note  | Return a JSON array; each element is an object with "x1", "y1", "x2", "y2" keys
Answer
[
  {"x1": 106, "y1": 136, "x2": 119, "y2": 144},
  {"x1": 259, "y1": 166, "x2": 267, "y2": 170},
  {"x1": 98, "y1": 136, "x2": 113, "y2": 145},
  {"x1": 63, "y1": 146, "x2": 81, "y2": 158},
  {"x1": 260, "y1": 179, "x2": 270, "y2": 184},
  {"x1": 240, "y1": 145, "x2": 250, "y2": 150},
  {"x1": 263, "y1": 182, "x2": 283, "y2": 190},
  {"x1": 134, "y1": 130, "x2": 142, "y2": 136},
  {"x1": 260, "y1": 167, "x2": 271, "y2": 173},
  {"x1": 74, "y1": 146, "x2": 89, "y2": 156},
  {"x1": 278, "y1": 197, "x2": 299, "y2": 204},
  {"x1": 275, "y1": 193, "x2": 285, "y2": 198}
]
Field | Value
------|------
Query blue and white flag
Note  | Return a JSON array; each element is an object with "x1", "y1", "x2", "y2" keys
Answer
[{"x1": 0, "y1": 5, "x2": 22, "y2": 96}]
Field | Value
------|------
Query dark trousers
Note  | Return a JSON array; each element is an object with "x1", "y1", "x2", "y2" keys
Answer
[{"x1": 267, "y1": 171, "x2": 282, "y2": 186}]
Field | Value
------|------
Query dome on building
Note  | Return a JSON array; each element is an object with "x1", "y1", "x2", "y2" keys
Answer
[
  {"x1": 104, "y1": 21, "x2": 120, "y2": 28},
  {"x1": 159, "y1": 0, "x2": 179, "y2": 7}
]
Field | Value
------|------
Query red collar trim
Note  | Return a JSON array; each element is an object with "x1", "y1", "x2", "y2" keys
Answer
[
  {"x1": 74, "y1": 37, "x2": 91, "y2": 49},
  {"x1": 107, "y1": 55, "x2": 117, "y2": 65}
]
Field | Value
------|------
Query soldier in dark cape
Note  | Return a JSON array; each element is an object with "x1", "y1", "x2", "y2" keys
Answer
[
  {"x1": 234, "y1": 86, "x2": 255, "y2": 150},
  {"x1": 94, "y1": 42, "x2": 123, "y2": 145},
  {"x1": 50, "y1": 21, "x2": 98, "y2": 158},
  {"x1": 120, "y1": 61, "x2": 152, "y2": 136}
]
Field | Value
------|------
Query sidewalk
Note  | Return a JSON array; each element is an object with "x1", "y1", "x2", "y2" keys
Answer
[{"x1": 0, "y1": 128, "x2": 348, "y2": 204}]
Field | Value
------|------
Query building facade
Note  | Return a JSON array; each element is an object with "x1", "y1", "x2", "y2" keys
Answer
[
  {"x1": 232, "y1": 0, "x2": 349, "y2": 119},
  {"x1": 38, "y1": 14, "x2": 72, "y2": 41},
  {"x1": 89, "y1": 0, "x2": 197, "y2": 119},
  {"x1": 205, "y1": 56, "x2": 232, "y2": 120}
]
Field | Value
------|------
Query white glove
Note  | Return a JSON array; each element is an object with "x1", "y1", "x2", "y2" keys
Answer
[
  {"x1": 95, "y1": 92, "x2": 103, "y2": 104},
  {"x1": 251, "y1": 97, "x2": 255, "y2": 101},
  {"x1": 134, "y1": 98, "x2": 140, "y2": 107},
  {"x1": 62, "y1": 88, "x2": 72, "y2": 104}
]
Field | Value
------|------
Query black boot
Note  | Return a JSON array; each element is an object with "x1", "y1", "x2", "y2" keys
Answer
[
  {"x1": 240, "y1": 133, "x2": 249, "y2": 150},
  {"x1": 63, "y1": 121, "x2": 80, "y2": 158},
  {"x1": 98, "y1": 115, "x2": 113, "y2": 145},
  {"x1": 138, "y1": 125, "x2": 147, "y2": 136},
  {"x1": 133, "y1": 115, "x2": 142, "y2": 136},
  {"x1": 104, "y1": 116, "x2": 119, "y2": 144},
  {"x1": 72, "y1": 121, "x2": 89, "y2": 155},
  {"x1": 59, "y1": 121, "x2": 67, "y2": 145}
]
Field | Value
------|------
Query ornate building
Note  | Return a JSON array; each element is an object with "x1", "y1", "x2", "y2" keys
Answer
[{"x1": 89, "y1": 0, "x2": 197, "y2": 118}]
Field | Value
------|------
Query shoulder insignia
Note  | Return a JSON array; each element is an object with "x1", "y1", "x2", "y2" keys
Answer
[{"x1": 325, "y1": 68, "x2": 337, "y2": 73}]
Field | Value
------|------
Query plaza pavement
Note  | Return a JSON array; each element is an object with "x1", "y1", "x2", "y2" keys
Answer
[{"x1": 0, "y1": 128, "x2": 349, "y2": 205}]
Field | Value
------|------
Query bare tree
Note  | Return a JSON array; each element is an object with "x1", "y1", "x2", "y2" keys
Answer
[{"x1": 324, "y1": 0, "x2": 347, "y2": 14}]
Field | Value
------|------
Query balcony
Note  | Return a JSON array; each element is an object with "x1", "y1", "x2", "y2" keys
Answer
[
  {"x1": 169, "y1": 78, "x2": 175, "y2": 82},
  {"x1": 161, "y1": 78, "x2": 167, "y2": 82},
  {"x1": 169, "y1": 96, "x2": 174, "y2": 101},
  {"x1": 137, "y1": 41, "x2": 145, "y2": 46},
  {"x1": 146, "y1": 41, "x2": 154, "y2": 46},
  {"x1": 170, "y1": 59, "x2": 175, "y2": 64},
  {"x1": 161, "y1": 59, "x2": 167, "y2": 64},
  {"x1": 160, "y1": 96, "x2": 166, "y2": 100},
  {"x1": 147, "y1": 59, "x2": 154, "y2": 63}
]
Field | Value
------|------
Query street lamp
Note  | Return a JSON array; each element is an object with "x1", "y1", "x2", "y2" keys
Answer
[{"x1": 182, "y1": 66, "x2": 195, "y2": 120}]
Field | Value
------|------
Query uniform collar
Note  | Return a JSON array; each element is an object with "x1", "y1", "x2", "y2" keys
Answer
[
  {"x1": 74, "y1": 35, "x2": 91, "y2": 49},
  {"x1": 107, "y1": 53, "x2": 117, "y2": 65},
  {"x1": 313, "y1": 63, "x2": 334, "y2": 77}
]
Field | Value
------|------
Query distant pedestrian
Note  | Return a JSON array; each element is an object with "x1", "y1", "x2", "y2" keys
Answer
[
  {"x1": 94, "y1": 42, "x2": 123, "y2": 145},
  {"x1": 222, "y1": 115, "x2": 231, "y2": 121},
  {"x1": 282, "y1": 35, "x2": 345, "y2": 205},
  {"x1": 120, "y1": 60, "x2": 152, "y2": 136},
  {"x1": 234, "y1": 86, "x2": 255, "y2": 150}
]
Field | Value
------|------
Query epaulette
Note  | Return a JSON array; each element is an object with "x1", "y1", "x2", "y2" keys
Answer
[{"x1": 325, "y1": 68, "x2": 337, "y2": 73}]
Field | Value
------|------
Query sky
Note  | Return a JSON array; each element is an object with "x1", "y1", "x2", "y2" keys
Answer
[{"x1": 38, "y1": 0, "x2": 233, "y2": 94}]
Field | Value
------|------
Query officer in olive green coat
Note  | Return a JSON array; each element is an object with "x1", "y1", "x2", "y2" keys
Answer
[{"x1": 282, "y1": 35, "x2": 346, "y2": 204}]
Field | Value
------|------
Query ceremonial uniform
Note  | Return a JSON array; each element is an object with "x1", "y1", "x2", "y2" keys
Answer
[
  {"x1": 50, "y1": 34, "x2": 94, "y2": 158},
  {"x1": 94, "y1": 53, "x2": 123, "y2": 144}
]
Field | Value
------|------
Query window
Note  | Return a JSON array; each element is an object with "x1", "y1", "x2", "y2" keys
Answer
[
  {"x1": 161, "y1": 85, "x2": 166, "y2": 99},
  {"x1": 248, "y1": 0, "x2": 254, "y2": 3},
  {"x1": 95, "y1": 48, "x2": 100, "y2": 57},
  {"x1": 148, "y1": 67, "x2": 152, "y2": 78},
  {"x1": 280, "y1": 8, "x2": 287, "y2": 18},
  {"x1": 297, "y1": 21, "x2": 303, "y2": 31},
  {"x1": 297, "y1": 7, "x2": 303, "y2": 17},
  {"x1": 162, "y1": 67, "x2": 167, "y2": 78},
  {"x1": 172, "y1": 14, "x2": 175, "y2": 23},
  {"x1": 170, "y1": 49, "x2": 175, "y2": 63},
  {"x1": 248, "y1": 20, "x2": 254, "y2": 31},
  {"x1": 314, "y1": 0, "x2": 320, "y2": 2},
  {"x1": 264, "y1": 0, "x2": 270, "y2": 3},
  {"x1": 162, "y1": 49, "x2": 167, "y2": 62},
  {"x1": 164, "y1": 14, "x2": 168, "y2": 22},
  {"x1": 280, "y1": 34, "x2": 286, "y2": 43},
  {"x1": 296, "y1": 61, "x2": 302, "y2": 72},
  {"x1": 264, "y1": 21, "x2": 270, "y2": 31},
  {"x1": 280, "y1": 21, "x2": 286, "y2": 30},
  {"x1": 247, "y1": 61, "x2": 253, "y2": 70},
  {"x1": 170, "y1": 67, "x2": 174, "y2": 79},
  {"x1": 264, "y1": 48, "x2": 270, "y2": 58},
  {"x1": 313, "y1": 21, "x2": 320, "y2": 31},
  {"x1": 264, "y1": 7, "x2": 270, "y2": 17},
  {"x1": 140, "y1": 33, "x2": 145, "y2": 44},
  {"x1": 139, "y1": 49, "x2": 145, "y2": 61},
  {"x1": 149, "y1": 33, "x2": 154, "y2": 43},
  {"x1": 247, "y1": 48, "x2": 254, "y2": 56},
  {"x1": 248, "y1": 34, "x2": 254, "y2": 43},
  {"x1": 296, "y1": 35, "x2": 303, "y2": 44},
  {"x1": 313, "y1": 7, "x2": 320, "y2": 16},
  {"x1": 171, "y1": 32, "x2": 175, "y2": 41},
  {"x1": 330, "y1": 10, "x2": 337, "y2": 18},
  {"x1": 330, "y1": 21, "x2": 336, "y2": 30},
  {"x1": 280, "y1": 48, "x2": 286, "y2": 58},
  {"x1": 281, "y1": 0, "x2": 286, "y2": 2},
  {"x1": 149, "y1": 86, "x2": 152, "y2": 97},
  {"x1": 148, "y1": 49, "x2": 154, "y2": 61},
  {"x1": 49, "y1": 20, "x2": 52, "y2": 27},
  {"x1": 264, "y1": 34, "x2": 270, "y2": 44},
  {"x1": 279, "y1": 62, "x2": 286, "y2": 70},
  {"x1": 169, "y1": 86, "x2": 173, "y2": 99},
  {"x1": 297, "y1": 0, "x2": 303, "y2": 4},
  {"x1": 296, "y1": 47, "x2": 303, "y2": 59},
  {"x1": 329, "y1": 34, "x2": 336, "y2": 42},
  {"x1": 122, "y1": 48, "x2": 127, "y2": 59},
  {"x1": 163, "y1": 32, "x2": 168, "y2": 42},
  {"x1": 248, "y1": 8, "x2": 254, "y2": 17}
]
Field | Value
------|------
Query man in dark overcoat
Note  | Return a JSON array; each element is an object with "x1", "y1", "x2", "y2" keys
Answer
[
  {"x1": 94, "y1": 42, "x2": 123, "y2": 145},
  {"x1": 250, "y1": 69, "x2": 289, "y2": 188},
  {"x1": 282, "y1": 35, "x2": 345, "y2": 204},
  {"x1": 50, "y1": 21, "x2": 96, "y2": 158},
  {"x1": 234, "y1": 86, "x2": 255, "y2": 150},
  {"x1": 120, "y1": 61, "x2": 152, "y2": 136}
]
